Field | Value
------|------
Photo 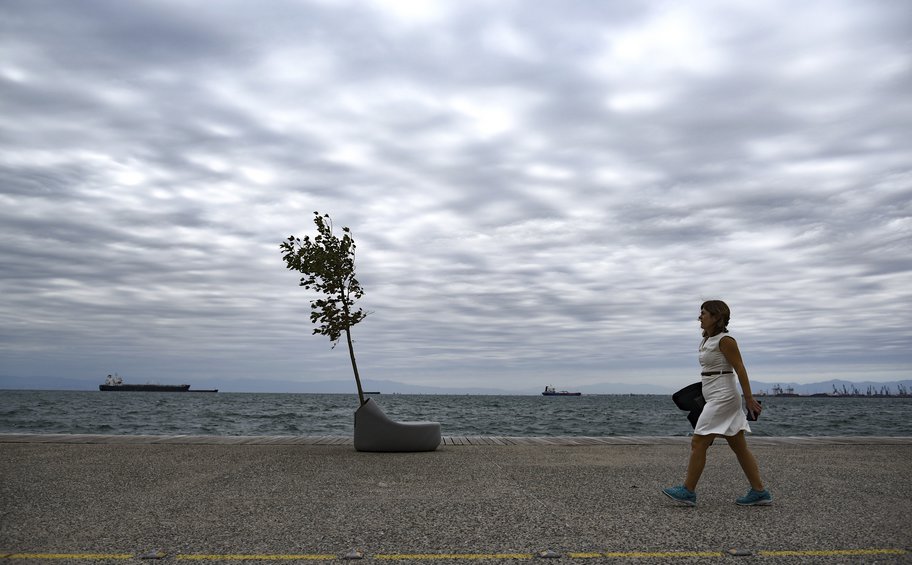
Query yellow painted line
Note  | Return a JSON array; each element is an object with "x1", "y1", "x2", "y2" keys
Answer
[
  {"x1": 759, "y1": 548, "x2": 907, "y2": 557},
  {"x1": 601, "y1": 551, "x2": 724, "y2": 558},
  {"x1": 2, "y1": 554, "x2": 133, "y2": 560},
  {"x1": 376, "y1": 554, "x2": 533, "y2": 560},
  {"x1": 177, "y1": 555, "x2": 336, "y2": 561}
]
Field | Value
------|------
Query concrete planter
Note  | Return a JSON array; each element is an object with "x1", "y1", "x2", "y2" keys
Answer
[{"x1": 353, "y1": 398, "x2": 441, "y2": 452}]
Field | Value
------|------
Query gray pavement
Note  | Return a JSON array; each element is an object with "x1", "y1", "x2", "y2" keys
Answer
[{"x1": 1, "y1": 436, "x2": 911, "y2": 564}]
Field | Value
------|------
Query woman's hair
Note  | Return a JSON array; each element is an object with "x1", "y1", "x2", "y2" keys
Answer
[{"x1": 701, "y1": 300, "x2": 730, "y2": 336}]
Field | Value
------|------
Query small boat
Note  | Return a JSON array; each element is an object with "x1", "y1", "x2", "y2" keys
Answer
[
  {"x1": 98, "y1": 373, "x2": 215, "y2": 392},
  {"x1": 542, "y1": 385, "x2": 581, "y2": 396}
]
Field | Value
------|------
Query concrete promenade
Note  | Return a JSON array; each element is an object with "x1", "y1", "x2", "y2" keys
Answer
[{"x1": 2, "y1": 434, "x2": 911, "y2": 564}]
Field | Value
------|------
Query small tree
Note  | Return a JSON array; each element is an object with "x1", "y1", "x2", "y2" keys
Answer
[{"x1": 280, "y1": 212, "x2": 368, "y2": 405}]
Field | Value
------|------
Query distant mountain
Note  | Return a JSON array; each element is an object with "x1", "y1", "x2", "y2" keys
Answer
[
  {"x1": 228, "y1": 378, "x2": 516, "y2": 396},
  {"x1": 0, "y1": 375, "x2": 517, "y2": 395},
  {"x1": 225, "y1": 379, "x2": 676, "y2": 395},
  {"x1": 569, "y1": 382, "x2": 675, "y2": 395},
  {"x1": 2, "y1": 374, "x2": 909, "y2": 396},
  {"x1": 752, "y1": 379, "x2": 912, "y2": 396},
  {"x1": 0, "y1": 375, "x2": 97, "y2": 391}
]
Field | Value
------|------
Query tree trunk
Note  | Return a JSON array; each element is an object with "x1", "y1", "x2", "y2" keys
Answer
[{"x1": 345, "y1": 326, "x2": 365, "y2": 406}]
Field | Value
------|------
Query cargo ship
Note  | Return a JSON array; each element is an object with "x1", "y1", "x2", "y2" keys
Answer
[
  {"x1": 542, "y1": 385, "x2": 582, "y2": 396},
  {"x1": 99, "y1": 374, "x2": 216, "y2": 392}
]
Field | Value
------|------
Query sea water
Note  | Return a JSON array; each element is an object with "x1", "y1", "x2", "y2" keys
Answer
[{"x1": 1, "y1": 390, "x2": 910, "y2": 437}]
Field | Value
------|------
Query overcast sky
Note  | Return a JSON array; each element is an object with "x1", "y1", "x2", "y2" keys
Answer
[{"x1": 1, "y1": 0, "x2": 910, "y2": 393}]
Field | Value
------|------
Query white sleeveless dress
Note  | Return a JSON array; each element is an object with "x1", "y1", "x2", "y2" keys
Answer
[{"x1": 694, "y1": 333, "x2": 750, "y2": 436}]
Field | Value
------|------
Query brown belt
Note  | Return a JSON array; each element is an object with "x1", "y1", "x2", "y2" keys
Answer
[{"x1": 701, "y1": 371, "x2": 733, "y2": 376}]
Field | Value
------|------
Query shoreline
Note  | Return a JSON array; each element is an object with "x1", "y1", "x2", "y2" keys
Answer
[{"x1": 3, "y1": 432, "x2": 912, "y2": 446}]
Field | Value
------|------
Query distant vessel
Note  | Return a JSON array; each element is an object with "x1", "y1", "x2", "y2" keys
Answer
[
  {"x1": 99, "y1": 374, "x2": 216, "y2": 393},
  {"x1": 542, "y1": 385, "x2": 582, "y2": 396},
  {"x1": 771, "y1": 384, "x2": 799, "y2": 397}
]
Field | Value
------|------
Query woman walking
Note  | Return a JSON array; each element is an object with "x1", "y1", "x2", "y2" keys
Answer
[{"x1": 663, "y1": 300, "x2": 772, "y2": 506}]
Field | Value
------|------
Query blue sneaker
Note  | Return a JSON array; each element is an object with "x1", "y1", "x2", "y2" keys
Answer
[
  {"x1": 663, "y1": 485, "x2": 696, "y2": 506},
  {"x1": 736, "y1": 488, "x2": 772, "y2": 506}
]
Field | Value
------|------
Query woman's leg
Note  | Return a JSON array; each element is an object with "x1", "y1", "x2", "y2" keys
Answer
[
  {"x1": 725, "y1": 431, "x2": 764, "y2": 490},
  {"x1": 684, "y1": 434, "x2": 715, "y2": 491}
]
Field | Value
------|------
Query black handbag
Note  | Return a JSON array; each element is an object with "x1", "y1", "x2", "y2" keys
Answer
[{"x1": 672, "y1": 382, "x2": 706, "y2": 429}]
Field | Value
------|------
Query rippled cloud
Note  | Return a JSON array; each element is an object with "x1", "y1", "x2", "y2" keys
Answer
[{"x1": 1, "y1": 0, "x2": 910, "y2": 391}]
